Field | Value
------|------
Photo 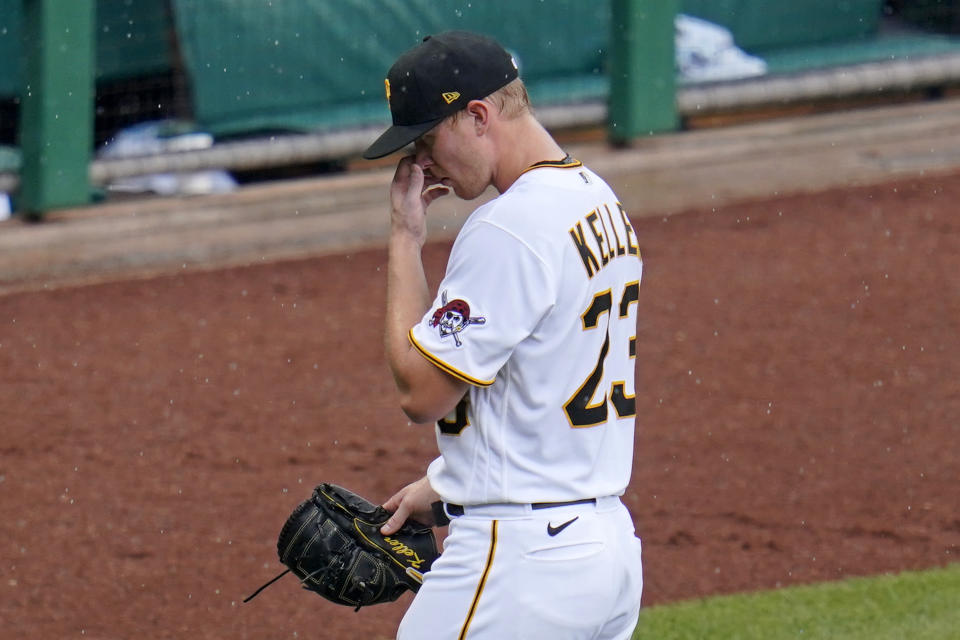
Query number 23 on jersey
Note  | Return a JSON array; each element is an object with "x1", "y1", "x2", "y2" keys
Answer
[{"x1": 564, "y1": 281, "x2": 639, "y2": 428}]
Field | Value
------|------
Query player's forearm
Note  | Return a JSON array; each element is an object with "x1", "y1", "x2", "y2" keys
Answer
[
  {"x1": 385, "y1": 232, "x2": 468, "y2": 423},
  {"x1": 385, "y1": 232, "x2": 431, "y2": 394}
]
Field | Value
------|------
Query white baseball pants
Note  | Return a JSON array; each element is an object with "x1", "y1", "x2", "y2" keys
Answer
[{"x1": 397, "y1": 496, "x2": 643, "y2": 640}]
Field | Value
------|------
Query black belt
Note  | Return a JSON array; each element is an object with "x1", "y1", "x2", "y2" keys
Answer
[{"x1": 431, "y1": 498, "x2": 596, "y2": 526}]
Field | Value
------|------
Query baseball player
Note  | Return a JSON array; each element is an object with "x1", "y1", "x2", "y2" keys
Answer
[{"x1": 364, "y1": 31, "x2": 644, "y2": 639}]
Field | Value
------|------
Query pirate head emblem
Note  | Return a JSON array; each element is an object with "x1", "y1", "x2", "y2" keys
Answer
[{"x1": 429, "y1": 291, "x2": 485, "y2": 347}]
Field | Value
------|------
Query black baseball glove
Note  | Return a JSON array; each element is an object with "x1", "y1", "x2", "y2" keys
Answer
[{"x1": 244, "y1": 483, "x2": 439, "y2": 610}]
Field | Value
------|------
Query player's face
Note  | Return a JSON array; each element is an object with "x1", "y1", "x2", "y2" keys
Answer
[{"x1": 414, "y1": 116, "x2": 489, "y2": 200}]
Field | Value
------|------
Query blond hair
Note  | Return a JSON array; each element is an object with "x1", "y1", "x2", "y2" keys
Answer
[
  {"x1": 486, "y1": 78, "x2": 532, "y2": 118},
  {"x1": 449, "y1": 78, "x2": 532, "y2": 124}
]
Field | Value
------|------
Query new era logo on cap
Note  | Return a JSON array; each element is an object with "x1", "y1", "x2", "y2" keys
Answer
[{"x1": 363, "y1": 31, "x2": 520, "y2": 160}]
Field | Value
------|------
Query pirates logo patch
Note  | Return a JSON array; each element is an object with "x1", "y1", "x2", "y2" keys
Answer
[{"x1": 429, "y1": 291, "x2": 485, "y2": 347}]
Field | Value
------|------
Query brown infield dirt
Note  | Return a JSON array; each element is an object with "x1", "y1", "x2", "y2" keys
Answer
[{"x1": 2, "y1": 169, "x2": 959, "y2": 639}]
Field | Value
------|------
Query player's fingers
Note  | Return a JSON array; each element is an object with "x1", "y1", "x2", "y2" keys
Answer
[
  {"x1": 422, "y1": 184, "x2": 450, "y2": 207},
  {"x1": 381, "y1": 499, "x2": 411, "y2": 535},
  {"x1": 392, "y1": 154, "x2": 416, "y2": 178},
  {"x1": 407, "y1": 162, "x2": 426, "y2": 196},
  {"x1": 390, "y1": 156, "x2": 419, "y2": 197},
  {"x1": 392, "y1": 160, "x2": 427, "y2": 208},
  {"x1": 381, "y1": 486, "x2": 405, "y2": 513}
]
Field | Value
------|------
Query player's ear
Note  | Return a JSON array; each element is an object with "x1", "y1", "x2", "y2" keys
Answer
[{"x1": 465, "y1": 100, "x2": 491, "y2": 135}]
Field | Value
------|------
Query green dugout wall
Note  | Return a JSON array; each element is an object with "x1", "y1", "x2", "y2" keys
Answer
[
  {"x1": 17, "y1": 0, "x2": 95, "y2": 216},
  {"x1": 11, "y1": 0, "x2": 944, "y2": 216},
  {"x1": 6, "y1": 0, "x2": 682, "y2": 215},
  {"x1": 0, "y1": 0, "x2": 172, "y2": 97},
  {"x1": 170, "y1": 0, "x2": 621, "y2": 137},
  {"x1": 5, "y1": 0, "x2": 174, "y2": 216},
  {"x1": 167, "y1": 0, "x2": 889, "y2": 138}
]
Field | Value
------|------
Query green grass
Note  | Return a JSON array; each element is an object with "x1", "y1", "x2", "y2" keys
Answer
[{"x1": 632, "y1": 564, "x2": 960, "y2": 640}]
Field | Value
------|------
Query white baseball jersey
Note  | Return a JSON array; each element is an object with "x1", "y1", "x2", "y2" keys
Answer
[{"x1": 409, "y1": 158, "x2": 643, "y2": 506}]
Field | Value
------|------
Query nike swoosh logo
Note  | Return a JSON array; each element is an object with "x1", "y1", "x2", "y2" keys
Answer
[{"x1": 547, "y1": 516, "x2": 579, "y2": 537}]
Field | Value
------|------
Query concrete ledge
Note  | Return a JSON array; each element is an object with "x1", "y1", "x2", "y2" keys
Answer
[{"x1": 3, "y1": 97, "x2": 960, "y2": 295}]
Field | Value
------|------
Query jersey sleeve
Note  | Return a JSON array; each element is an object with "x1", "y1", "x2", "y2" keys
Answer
[{"x1": 409, "y1": 219, "x2": 555, "y2": 386}]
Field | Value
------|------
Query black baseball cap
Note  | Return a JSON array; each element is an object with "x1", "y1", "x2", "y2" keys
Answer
[{"x1": 362, "y1": 31, "x2": 519, "y2": 160}]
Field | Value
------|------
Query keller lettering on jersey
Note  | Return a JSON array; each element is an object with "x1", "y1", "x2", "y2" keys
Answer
[{"x1": 568, "y1": 202, "x2": 640, "y2": 278}]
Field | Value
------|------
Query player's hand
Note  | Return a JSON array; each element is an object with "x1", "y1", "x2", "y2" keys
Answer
[
  {"x1": 389, "y1": 156, "x2": 450, "y2": 246},
  {"x1": 380, "y1": 475, "x2": 442, "y2": 534}
]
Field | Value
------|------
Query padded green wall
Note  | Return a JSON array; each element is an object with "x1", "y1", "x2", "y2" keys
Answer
[
  {"x1": 170, "y1": 0, "x2": 612, "y2": 136},
  {"x1": 0, "y1": 0, "x2": 172, "y2": 97},
  {"x1": 680, "y1": 0, "x2": 884, "y2": 51}
]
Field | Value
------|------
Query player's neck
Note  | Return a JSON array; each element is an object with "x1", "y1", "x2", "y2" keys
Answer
[{"x1": 491, "y1": 116, "x2": 566, "y2": 194}]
